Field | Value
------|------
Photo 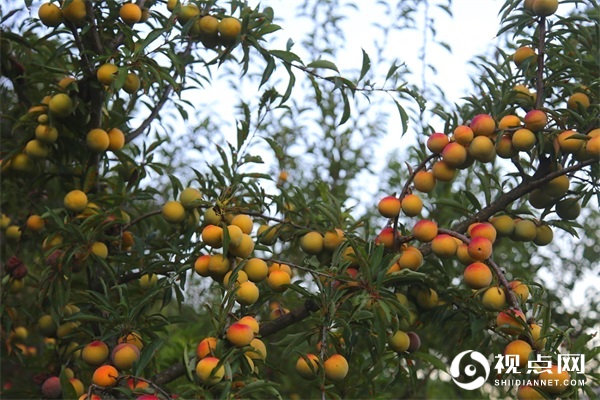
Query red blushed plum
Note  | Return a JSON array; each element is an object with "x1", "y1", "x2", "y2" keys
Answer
[
  {"x1": 426, "y1": 133, "x2": 450, "y2": 154},
  {"x1": 470, "y1": 114, "x2": 496, "y2": 136}
]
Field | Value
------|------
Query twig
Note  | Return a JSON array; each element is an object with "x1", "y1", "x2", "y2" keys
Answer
[
  {"x1": 122, "y1": 209, "x2": 162, "y2": 230},
  {"x1": 263, "y1": 258, "x2": 332, "y2": 278},
  {"x1": 535, "y1": 17, "x2": 546, "y2": 109},
  {"x1": 121, "y1": 375, "x2": 171, "y2": 399}
]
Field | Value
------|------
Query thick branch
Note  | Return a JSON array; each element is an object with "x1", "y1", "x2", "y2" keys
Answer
[{"x1": 450, "y1": 159, "x2": 595, "y2": 234}]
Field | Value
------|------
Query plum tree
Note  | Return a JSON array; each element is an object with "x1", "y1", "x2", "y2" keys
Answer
[{"x1": 0, "y1": 0, "x2": 598, "y2": 399}]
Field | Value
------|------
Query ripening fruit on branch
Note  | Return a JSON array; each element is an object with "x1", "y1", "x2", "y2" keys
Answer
[
  {"x1": 229, "y1": 233, "x2": 254, "y2": 258},
  {"x1": 218, "y1": 17, "x2": 242, "y2": 42},
  {"x1": 246, "y1": 338, "x2": 267, "y2": 361},
  {"x1": 92, "y1": 365, "x2": 119, "y2": 387},
  {"x1": 468, "y1": 136, "x2": 496, "y2": 162},
  {"x1": 243, "y1": 258, "x2": 268, "y2": 282},
  {"x1": 431, "y1": 160, "x2": 457, "y2": 181},
  {"x1": 412, "y1": 220, "x2": 438, "y2": 242},
  {"x1": 198, "y1": 15, "x2": 219, "y2": 37},
  {"x1": 118, "y1": 332, "x2": 143, "y2": 350},
  {"x1": 512, "y1": 128, "x2": 536, "y2": 152},
  {"x1": 523, "y1": 110, "x2": 547, "y2": 132},
  {"x1": 107, "y1": 128, "x2": 125, "y2": 151},
  {"x1": 296, "y1": 354, "x2": 320, "y2": 380},
  {"x1": 48, "y1": 93, "x2": 73, "y2": 118},
  {"x1": 496, "y1": 134, "x2": 518, "y2": 159},
  {"x1": 496, "y1": 309, "x2": 526, "y2": 335},
  {"x1": 481, "y1": 286, "x2": 507, "y2": 310},
  {"x1": 567, "y1": 92, "x2": 590, "y2": 110},
  {"x1": 41, "y1": 376, "x2": 62, "y2": 399},
  {"x1": 528, "y1": 323, "x2": 546, "y2": 350},
  {"x1": 177, "y1": 3, "x2": 199, "y2": 26},
  {"x1": 557, "y1": 130, "x2": 584, "y2": 153},
  {"x1": 513, "y1": 46, "x2": 537, "y2": 68},
  {"x1": 196, "y1": 337, "x2": 217, "y2": 359},
  {"x1": 64, "y1": 190, "x2": 88, "y2": 213},
  {"x1": 235, "y1": 281, "x2": 259, "y2": 305},
  {"x1": 416, "y1": 288, "x2": 439, "y2": 309},
  {"x1": 388, "y1": 330, "x2": 410, "y2": 352},
  {"x1": 532, "y1": 0, "x2": 559, "y2": 17},
  {"x1": 504, "y1": 340, "x2": 532, "y2": 368},
  {"x1": 226, "y1": 323, "x2": 254, "y2": 347},
  {"x1": 509, "y1": 280, "x2": 530, "y2": 302},
  {"x1": 470, "y1": 114, "x2": 496, "y2": 136},
  {"x1": 323, "y1": 228, "x2": 345, "y2": 251},
  {"x1": 378, "y1": 195, "x2": 401, "y2": 218},
  {"x1": 413, "y1": 170, "x2": 436, "y2": 193},
  {"x1": 469, "y1": 222, "x2": 497, "y2": 243},
  {"x1": 123, "y1": 72, "x2": 140, "y2": 94},
  {"x1": 111, "y1": 343, "x2": 140, "y2": 370},
  {"x1": 499, "y1": 114, "x2": 522, "y2": 130},
  {"x1": 517, "y1": 385, "x2": 545, "y2": 400},
  {"x1": 25, "y1": 139, "x2": 49, "y2": 159},
  {"x1": 238, "y1": 316, "x2": 260, "y2": 335},
  {"x1": 542, "y1": 174, "x2": 570, "y2": 198},
  {"x1": 538, "y1": 365, "x2": 570, "y2": 394},
  {"x1": 401, "y1": 194, "x2": 423, "y2": 216},
  {"x1": 491, "y1": 215, "x2": 515, "y2": 237},
  {"x1": 585, "y1": 130, "x2": 600, "y2": 158},
  {"x1": 453, "y1": 125, "x2": 474, "y2": 145},
  {"x1": 467, "y1": 237, "x2": 493, "y2": 261},
  {"x1": 97, "y1": 63, "x2": 119, "y2": 86},
  {"x1": 267, "y1": 270, "x2": 291, "y2": 292},
  {"x1": 513, "y1": 219, "x2": 538, "y2": 241},
  {"x1": 426, "y1": 133, "x2": 449, "y2": 154},
  {"x1": 69, "y1": 378, "x2": 84, "y2": 397},
  {"x1": 231, "y1": 214, "x2": 253, "y2": 234},
  {"x1": 91, "y1": 242, "x2": 108, "y2": 258},
  {"x1": 300, "y1": 231, "x2": 324, "y2": 255},
  {"x1": 139, "y1": 273, "x2": 158, "y2": 289},
  {"x1": 35, "y1": 124, "x2": 58, "y2": 143},
  {"x1": 431, "y1": 234, "x2": 458, "y2": 258},
  {"x1": 555, "y1": 197, "x2": 581, "y2": 220},
  {"x1": 397, "y1": 246, "x2": 423, "y2": 271},
  {"x1": 463, "y1": 262, "x2": 493, "y2": 289},
  {"x1": 26, "y1": 214, "x2": 45, "y2": 231},
  {"x1": 86, "y1": 128, "x2": 110, "y2": 153},
  {"x1": 119, "y1": 3, "x2": 142, "y2": 25},
  {"x1": 202, "y1": 224, "x2": 223, "y2": 247},
  {"x1": 324, "y1": 354, "x2": 349, "y2": 381},
  {"x1": 441, "y1": 142, "x2": 468, "y2": 167},
  {"x1": 196, "y1": 357, "x2": 225, "y2": 385},
  {"x1": 376, "y1": 227, "x2": 396, "y2": 249},
  {"x1": 61, "y1": 0, "x2": 86, "y2": 24},
  {"x1": 194, "y1": 254, "x2": 210, "y2": 277},
  {"x1": 208, "y1": 254, "x2": 230, "y2": 280},
  {"x1": 226, "y1": 224, "x2": 244, "y2": 247},
  {"x1": 38, "y1": 3, "x2": 63, "y2": 27},
  {"x1": 533, "y1": 224, "x2": 553, "y2": 246},
  {"x1": 257, "y1": 224, "x2": 277, "y2": 245},
  {"x1": 162, "y1": 200, "x2": 186, "y2": 224}
]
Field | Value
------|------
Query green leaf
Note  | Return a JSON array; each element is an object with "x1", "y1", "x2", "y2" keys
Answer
[
  {"x1": 135, "y1": 338, "x2": 165, "y2": 376},
  {"x1": 307, "y1": 60, "x2": 339, "y2": 73},
  {"x1": 359, "y1": 48, "x2": 371, "y2": 81},
  {"x1": 412, "y1": 351, "x2": 447, "y2": 372}
]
